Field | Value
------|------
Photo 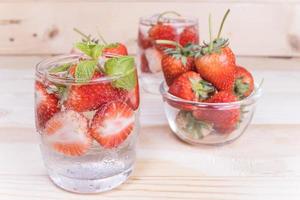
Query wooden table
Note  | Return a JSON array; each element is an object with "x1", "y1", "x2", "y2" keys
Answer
[{"x1": 1, "y1": 56, "x2": 300, "y2": 200}]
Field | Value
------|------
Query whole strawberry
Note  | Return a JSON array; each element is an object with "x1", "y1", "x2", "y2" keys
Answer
[
  {"x1": 195, "y1": 9, "x2": 236, "y2": 91},
  {"x1": 160, "y1": 41, "x2": 195, "y2": 86},
  {"x1": 179, "y1": 26, "x2": 199, "y2": 47},
  {"x1": 65, "y1": 72, "x2": 127, "y2": 112},
  {"x1": 149, "y1": 24, "x2": 176, "y2": 43},
  {"x1": 193, "y1": 91, "x2": 240, "y2": 134},
  {"x1": 103, "y1": 43, "x2": 128, "y2": 57},
  {"x1": 73, "y1": 28, "x2": 128, "y2": 58},
  {"x1": 176, "y1": 111, "x2": 213, "y2": 139},
  {"x1": 169, "y1": 71, "x2": 215, "y2": 102},
  {"x1": 148, "y1": 12, "x2": 179, "y2": 49},
  {"x1": 234, "y1": 66, "x2": 254, "y2": 99}
]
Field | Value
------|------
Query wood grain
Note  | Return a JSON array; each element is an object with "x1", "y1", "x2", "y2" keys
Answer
[
  {"x1": 0, "y1": 55, "x2": 300, "y2": 199},
  {"x1": 0, "y1": 1, "x2": 300, "y2": 56},
  {"x1": 0, "y1": 125, "x2": 300, "y2": 200},
  {"x1": 1, "y1": 175, "x2": 300, "y2": 200}
]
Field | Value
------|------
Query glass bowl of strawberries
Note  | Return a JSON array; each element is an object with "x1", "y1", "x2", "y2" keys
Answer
[
  {"x1": 159, "y1": 9, "x2": 262, "y2": 145},
  {"x1": 160, "y1": 78, "x2": 261, "y2": 145},
  {"x1": 35, "y1": 35, "x2": 139, "y2": 193},
  {"x1": 138, "y1": 11, "x2": 199, "y2": 93}
]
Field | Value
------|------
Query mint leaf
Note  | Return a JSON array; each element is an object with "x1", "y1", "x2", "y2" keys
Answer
[
  {"x1": 91, "y1": 45, "x2": 103, "y2": 60},
  {"x1": 75, "y1": 42, "x2": 93, "y2": 57},
  {"x1": 49, "y1": 63, "x2": 72, "y2": 73},
  {"x1": 75, "y1": 60, "x2": 98, "y2": 83},
  {"x1": 104, "y1": 56, "x2": 136, "y2": 91},
  {"x1": 75, "y1": 42, "x2": 104, "y2": 59}
]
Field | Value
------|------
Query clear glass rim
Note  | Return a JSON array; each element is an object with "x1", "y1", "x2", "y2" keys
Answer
[
  {"x1": 35, "y1": 54, "x2": 135, "y2": 85},
  {"x1": 160, "y1": 81, "x2": 262, "y2": 108},
  {"x1": 139, "y1": 14, "x2": 198, "y2": 26}
]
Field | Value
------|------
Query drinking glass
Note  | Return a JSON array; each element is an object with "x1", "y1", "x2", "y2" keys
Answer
[{"x1": 35, "y1": 54, "x2": 139, "y2": 193}]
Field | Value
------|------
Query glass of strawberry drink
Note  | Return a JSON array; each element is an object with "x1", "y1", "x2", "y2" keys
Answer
[
  {"x1": 35, "y1": 41, "x2": 139, "y2": 193},
  {"x1": 138, "y1": 11, "x2": 199, "y2": 94}
]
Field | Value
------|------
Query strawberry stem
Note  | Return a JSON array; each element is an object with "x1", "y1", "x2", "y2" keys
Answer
[
  {"x1": 156, "y1": 40, "x2": 183, "y2": 49},
  {"x1": 208, "y1": 14, "x2": 213, "y2": 52},
  {"x1": 73, "y1": 28, "x2": 91, "y2": 42},
  {"x1": 217, "y1": 9, "x2": 230, "y2": 39},
  {"x1": 96, "y1": 28, "x2": 108, "y2": 45},
  {"x1": 157, "y1": 11, "x2": 181, "y2": 23}
]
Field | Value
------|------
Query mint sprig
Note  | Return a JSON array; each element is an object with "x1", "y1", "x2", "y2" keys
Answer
[
  {"x1": 75, "y1": 42, "x2": 104, "y2": 60},
  {"x1": 73, "y1": 29, "x2": 107, "y2": 83},
  {"x1": 75, "y1": 60, "x2": 98, "y2": 83},
  {"x1": 104, "y1": 56, "x2": 136, "y2": 91}
]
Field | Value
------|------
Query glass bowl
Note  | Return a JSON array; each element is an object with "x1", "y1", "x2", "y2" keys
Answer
[{"x1": 160, "y1": 82, "x2": 262, "y2": 145}]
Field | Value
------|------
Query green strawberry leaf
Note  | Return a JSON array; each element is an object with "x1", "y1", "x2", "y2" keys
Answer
[
  {"x1": 234, "y1": 78, "x2": 249, "y2": 99},
  {"x1": 190, "y1": 79, "x2": 216, "y2": 101},
  {"x1": 104, "y1": 56, "x2": 136, "y2": 91},
  {"x1": 49, "y1": 63, "x2": 72, "y2": 73},
  {"x1": 175, "y1": 111, "x2": 213, "y2": 139},
  {"x1": 75, "y1": 60, "x2": 98, "y2": 83},
  {"x1": 181, "y1": 56, "x2": 187, "y2": 66}
]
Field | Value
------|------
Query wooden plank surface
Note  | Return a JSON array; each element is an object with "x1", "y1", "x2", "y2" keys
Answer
[
  {"x1": 1, "y1": 125, "x2": 300, "y2": 200},
  {"x1": 0, "y1": 1, "x2": 300, "y2": 56},
  {"x1": 0, "y1": 55, "x2": 300, "y2": 199}
]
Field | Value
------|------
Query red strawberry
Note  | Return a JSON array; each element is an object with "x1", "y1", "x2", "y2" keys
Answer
[
  {"x1": 126, "y1": 79, "x2": 140, "y2": 110},
  {"x1": 195, "y1": 9, "x2": 236, "y2": 91},
  {"x1": 65, "y1": 72, "x2": 128, "y2": 112},
  {"x1": 162, "y1": 55, "x2": 194, "y2": 86},
  {"x1": 161, "y1": 42, "x2": 195, "y2": 86},
  {"x1": 138, "y1": 30, "x2": 152, "y2": 49},
  {"x1": 169, "y1": 71, "x2": 215, "y2": 102},
  {"x1": 103, "y1": 43, "x2": 128, "y2": 57},
  {"x1": 89, "y1": 101, "x2": 134, "y2": 148},
  {"x1": 193, "y1": 91, "x2": 240, "y2": 134},
  {"x1": 234, "y1": 66, "x2": 254, "y2": 99},
  {"x1": 149, "y1": 23, "x2": 176, "y2": 49},
  {"x1": 35, "y1": 81, "x2": 59, "y2": 129},
  {"x1": 140, "y1": 53, "x2": 150, "y2": 73},
  {"x1": 43, "y1": 110, "x2": 92, "y2": 156},
  {"x1": 179, "y1": 26, "x2": 199, "y2": 46},
  {"x1": 195, "y1": 46, "x2": 236, "y2": 91},
  {"x1": 149, "y1": 23, "x2": 176, "y2": 41}
]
